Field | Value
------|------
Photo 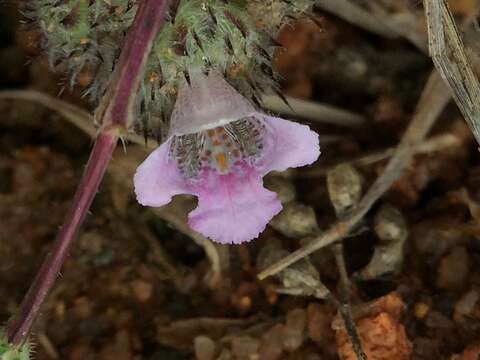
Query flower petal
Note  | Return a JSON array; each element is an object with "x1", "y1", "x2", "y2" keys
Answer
[
  {"x1": 134, "y1": 138, "x2": 188, "y2": 207},
  {"x1": 260, "y1": 115, "x2": 320, "y2": 174},
  {"x1": 170, "y1": 71, "x2": 256, "y2": 135},
  {"x1": 188, "y1": 167, "x2": 282, "y2": 244}
]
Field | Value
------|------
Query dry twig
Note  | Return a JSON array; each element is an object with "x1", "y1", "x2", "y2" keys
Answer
[
  {"x1": 261, "y1": 94, "x2": 365, "y2": 127},
  {"x1": 314, "y1": 0, "x2": 398, "y2": 39},
  {"x1": 0, "y1": 90, "x2": 156, "y2": 149},
  {"x1": 424, "y1": 0, "x2": 480, "y2": 146},
  {"x1": 315, "y1": 0, "x2": 427, "y2": 52},
  {"x1": 0, "y1": 90, "x2": 95, "y2": 137},
  {"x1": 327, "y1": 164, "x2": 367, "y2": 359},
  {"x1": 0, "y1": 90, "x2": 346, "y2": 146},
  {"x1": 258, "y1": 239, "x2": 367, "y2": 358},
  {"x1": 300, "y1": 132, "x2": 461, "y2": 178},
  {"x1": 153, "y1": 198, "x2": 224, "y2": 287},
  {"x1": 258, "y1": 70, "x2": 451, "y2": 280}
]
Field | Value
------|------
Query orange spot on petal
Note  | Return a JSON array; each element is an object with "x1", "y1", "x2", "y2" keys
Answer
[{"x1": 215, "y1": 153, "x2": 229, "y2": 172}]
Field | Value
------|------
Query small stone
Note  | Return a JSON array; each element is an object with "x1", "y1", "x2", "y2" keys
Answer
[
  {"x1": 336, "y1": 312, "x2": 412, "y2": 360},
  {"x1": 333, "y1": 293, "x2": 411, "y2": 360},
  {"x1": 331, "y1": 293, "x2": 406, "y2": 332},
  {"x1": 217, "y1": 348, "x2": 233, "y2": 360},
  {"x1": 99, "y1": 330, "x2": 133, "y2": 360},
  {"x1": 436, "y1": 246, "x2": 470, "y2": 291},
  {"x1": 303, "y1": 353, "x2": 323, "y2": 360},
  {"x1": 231, "y1": 282, "x2": 258, "y2": 314},
  {"x1": 307, "y1": 303, "x2": 333, "y2": 345},
  {"x1": 414, "y1": 302, "x2": 430, "y2": 320},
  {"x1": 412, "y1": 219, "x2": 464, "y2": 260},
  {"x1": 73, "y1": 296, "x2": 92, "y2": 319},
  {"x1": 69, "y1": 344, "x2": 92, "y2": 360},
  {"x1": 231, "y1": 336, "x2": 260, "y2": 360},
  {"x1": 79, "y1": 231, "x2": 104, "y2": 255},
  {"x1": 258, "y1": 324, "x2": 285, "y2": 360},
  {"x1": 454, "y1": 290, "x2": 479, "y2": 323},
  {"x1": 194, "y1": 336, "x2": 216, "y2": 360},
  {"x1": 238, "y1": 296, "x2": 252, "y2": 312},
  {"x1": 130, "y1": 279, "x2": 153, "y2": 302},
  {"x1": 282, "y1": 308, "x2": 307, "y2": 352},
  {"x1": 55, "y1": 301, "x2": 66, "y2": 320},
  {"x1": 373, "y1": 95, "x2": 404, "y2": 124},
  {"x1": 425, "y1": 311, "x2": 453, "y2": 329},
  {"x1": 372, "y1": 292, "x2": 406, "y2": 321},
  {"x1": 451, "y1": 344, "x2": 480, "y2": 360}
]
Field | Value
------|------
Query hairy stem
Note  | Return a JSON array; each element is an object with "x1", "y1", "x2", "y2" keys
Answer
[
  {"x1": 7, "y1": 132, "x2": 117, "y2": 345},
  {"x1": 7, "y1": 0, "x2": 169, "y2": 345}
]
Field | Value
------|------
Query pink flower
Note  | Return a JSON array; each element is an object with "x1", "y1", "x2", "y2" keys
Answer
[{"x1": 134, "y1": 71, "x2": 320, "y2": 244}]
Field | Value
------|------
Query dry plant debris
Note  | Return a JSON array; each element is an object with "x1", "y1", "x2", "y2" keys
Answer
[
  {"x1": 257, "y1": 70, "x2": 451, "y2": 280},
  {"x1": 424, "y1": 0, "x2": 480, "y2": 145}
]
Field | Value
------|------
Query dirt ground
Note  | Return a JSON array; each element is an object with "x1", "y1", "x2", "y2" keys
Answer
[{"x1": 2, "y1": 1, "x2": 480, "y2": 359}]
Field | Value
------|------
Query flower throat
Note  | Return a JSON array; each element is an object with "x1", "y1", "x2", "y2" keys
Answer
[{"x1": 170, "y1": 117, "x2": 266, "y2": 179}]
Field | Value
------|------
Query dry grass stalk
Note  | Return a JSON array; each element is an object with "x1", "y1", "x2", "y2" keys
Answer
[
  {"x1": 300, "y1": 132, "x2": 462, "y2": 178},
  {"x1": 261, "y1": 94, "x2": 365, "y2": 127},
  {"x1": 0, "y1": 90, "x2": 157, "y2": 149},
  {"x1": 258, "y1": 70, "x2": 451, "y2": 280},
  {"x1": 314, "y1": 0, "x2": 398, "y2": 39},
  {"x1": 315, "y1": 0, "x2": 427, "y2": 52},
  {"x1": 424, "y1": 0, "x2": 480, "y2": 146}
]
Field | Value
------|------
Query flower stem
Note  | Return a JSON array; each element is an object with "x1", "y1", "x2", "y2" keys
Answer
[{"x1": 6, "y1": 0, "x2": 169, "y2": 346}]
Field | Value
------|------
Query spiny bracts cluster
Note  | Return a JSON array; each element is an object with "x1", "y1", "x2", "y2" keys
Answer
[
  {"x1": 0, "y1": 330, "x2": 31, "y2": 360},
  {"x1": 30, "y1": 0, "x2": 316, "y2": 139}
]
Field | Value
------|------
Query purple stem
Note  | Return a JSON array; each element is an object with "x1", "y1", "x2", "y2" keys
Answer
[
  {"x1": 7, "y1": 133, "x2": 117, "y2": 346},
  {"x1": 7, "y1": 0, "x2": 169, "y2": 346}
]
